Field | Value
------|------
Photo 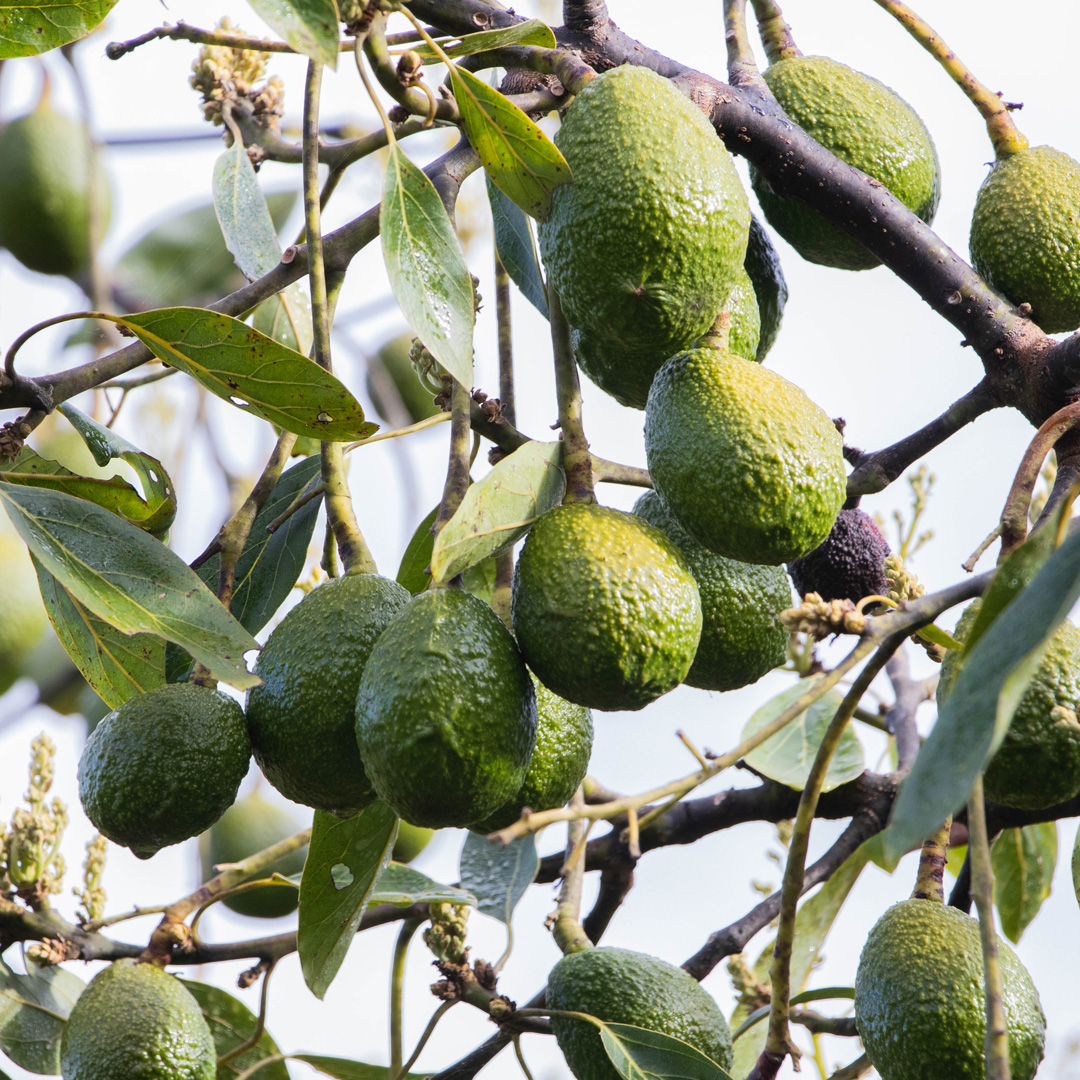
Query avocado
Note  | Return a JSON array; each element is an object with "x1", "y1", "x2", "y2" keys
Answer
[{"x1": 787, "y1": 508, "x2": 891, "y2": 602}]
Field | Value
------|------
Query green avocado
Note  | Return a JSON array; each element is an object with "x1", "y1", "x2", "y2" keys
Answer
[
  {"x1": 355, "y1": 588, "x2": 537, "y2": 828},
  {"x1": 201, "y1": 789, "x2": 308, "y2": 918},
  {"x1": 969, "y1": 146, "x2": 1080, "y2": 333},
  {"x1": 471, "y1": 676, "x2": 593, "y2": 832},
  {"x1": 365, "y1": 333, "x2": 441, "y2": 425},
  {"x1": 540, "y1": 65, "x2": 749, "y2": 368},
  {"x1": 854, "y1": 899, "x2": 1045, "y2": 1080},
  {"x1": 939, "y1": 601, "x2": 1080, "y2": 809},
  {"x1": 78, "y1": 683, "x2": 250, "y2": 859},
  {"x1": 547, "y1": 947, "x2": 734, "y2": 1080},
  {"x1": 511, "y1": 503, "x2": 702, "y2": 712},
  {"x1": 744, "y1": 214, "x2": 788, "y2": 360},
  {"x1": 61, "y1": 959, "x2": 216, "y2": 1080},
  {"x1": 246, "y1": 573, "x2": 410, "y2": 816},
  {"x1": 0, "y1": 103, "x2": 111, "y2": 277},
  {"x1": 392, "y1": 821, "x2": 435, "y2": 863},
  {"x1": 632, "y1": 491, "x2": 791, "y2": 691},
  {"x1": 750, "y1": 56, "x2": 940, "y2": 271},
  {"x1": 0, "y1": 530, "x2": 48, "y2": 696},
  {"x1": 645, "y1": 346, "x2": 845, "y2": 564}
]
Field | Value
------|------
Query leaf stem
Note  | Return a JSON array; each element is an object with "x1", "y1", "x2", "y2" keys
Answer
[
  {"x1": 551, "y1": 786, "x2": 592, "y2": 955},
  {"x1": 548, "y1": 287, "x2": 594, "y2": 505},
  {"x1": 435, "y1": 379, "x2": 474, "y2": 540},
  {"x1": 724, "y1": 0, "x2": 765, "y2": 89},
  {"x1": 968, "y1": 775, "x2": 1011, "y2": 1080},
  {"x1": 391, "y1": 918, "x2": 424, "y2": 1076},
  {"x1": 910, "y1": 816, "x2": 951, "y2": 902},
  {"x1": 749, "y1": 0, "x2": 801, "y2": 63},
  {"x1": 217, "y1": 959, "x2": 277, "y2": 1066},
  {"x1": 396, "y1": 1000, "x2": 457, "y2": 1080}
]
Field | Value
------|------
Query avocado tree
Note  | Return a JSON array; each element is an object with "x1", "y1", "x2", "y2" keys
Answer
[{"x1": 1, "y1": 0, "x2": 1080, "y2": 1078}]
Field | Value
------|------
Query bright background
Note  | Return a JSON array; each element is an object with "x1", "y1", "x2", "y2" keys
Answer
[{"x1": 2, "y1": 1, "x2": 1079, "y2": 1077}]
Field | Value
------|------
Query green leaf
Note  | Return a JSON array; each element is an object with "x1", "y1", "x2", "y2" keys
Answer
[
  {"x1": 179, "y1": 980, "x2": 290, "y2": 1080},
  {"x1": 244, "y1": 0, "x2": 340, "y2": 67},
  {"x1": 915, "y1": 622, "x2": 962, "y2": 650},
  {"x1": 298, "y1": 802, "x2": 398, "y2": 999},
  {"x1": 430, "y1": 440, "x2": 563, "y2": 583},
  {"x1": 0, "y1": 484, "x2": 259, "y2": 691},
  {"x1": 34, "y1": 559, "x2": 165, "y2": 709},
  {"x1": 0, "y1": 0, "x2": 119, "y2": 57},
  {"x1": 458, "y1": 831, "x2": 538, "y2": 926},
  {"x1": 292, "y1": 1055, "x2": 427, "y2": 1080},
  {"x1": 599, "y1": 1023, "x2": 734, "y2": 1080},
  {"x1": 487, "y1": 176, "x2": 548, "y2": 319},
  {"x1": 253, "y1": 286, "x2": 314, "y2": 355},
  {"x1": 116, "y1": 308, "x2": 377, "y2": 442},
  {"x1": 411, "y1": 20, "x2": 556, "y2": 61},
  {"x1": 381, "y1": 143, "x2": 475, "y2": 389},
  {"x1": 368, "y1": 862, "x2": 476, "y2": 908},
  {"x1": 883, "y1": 525, "x2": 1080, "y2": 864},
  {"x1": 0, "y1": 960, "x2": 84, "y2": 1073},
  {"x1": 992, "y1": 822, "x2": 1056, "y2": 944},
  {"x1": 396, "y1": 505, "x2": 440, "y2": 594},
  {"x1": 449, "y1": 65, "x2": 571, "y2": 221},
  {"x1": 739, "y1": 678, "x2": 865, "y2": 793}
]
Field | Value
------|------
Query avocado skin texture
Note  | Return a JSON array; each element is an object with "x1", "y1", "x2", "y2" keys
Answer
[
  {"x1": 512, "y1": 504, "x2": 702, "y2": 712},
  {"x1": 202, "y1": 790, "x2": 308, "y2": 918},
  {"x1": 969, "y1": 146, "x2": 1080, "y2": 333},
  {"x1": 355, "y1": 588, "x2": 537, "y2": 828},
  {"x1": 645, "y1": 347, "x2": 845, "y2": 565},
  {"x1": 633, "y1": 491, "x2": 791, "y2": 692},
  {"x1": 78, "y1": 684, "x2": 250, "y2": 859},
  {"x1": 471, "y1": 677, "x2": 593, "y2": 832},
  {"x1": 787, "y1": 509, "x2": 890, "y2": 602},
  {"x1": 61, "y1": 959, "x2": 216, "y2": 1080},
  {"x1": 365, "y1": 333, "x2": 440, "y2": 425},
  {"x1": 547, "y1": 947, "x2": 734, "y2": 1080},
  {"x1": 0, "y1": 105, "x2": 110, "y2": 276},
  {"x1": 0, "y1": 531, "x2": 48, "y2": 695},
  {"x1": 750, "y1": 56, "x2": 940, "y2": 271},
  {"x1": 247, "y1": 574, "x2": 410, "y2": 816},
  {"x1": 854, "y1": 899, "x2": 1045, "y2": 1080},
  {"x1": 393, "y1": 821, "x2": 435, "y2": 863},
  {"x1": 540, "y1": 66, "x2": 749, "y2": 368},
  {"x1": 939, "y1": 602, "x2": 1080, "y2": 810},
  {"x1": 744, "y1": 215, "x2": 788, "y2": 360}
]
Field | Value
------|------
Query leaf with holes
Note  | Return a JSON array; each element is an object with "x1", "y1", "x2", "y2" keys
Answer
[
  {"x1": 411, "y1": 19, "x2": 556, "y2": 61},
  {"x1": 458, "y1": 831, "x2": 538, "y2": 925},
  {"x1": 115, "y1": 308, "x2": 377, "y2": 442},
  {"x1": 992, "y1": 822, "x2": 1056, "y2": 944},
  {"x1": 488, "y1": 176, "x2": 548, "y2": 318},
  {"x1": 244, "y1": 0, "x2": 340, "y2": 67},
  {"x1": 381, "y1": 143, "x2": 474, "y2": 389},
  {"x1": 0, "y1": 0, "x2": 119, "y2": 57}
]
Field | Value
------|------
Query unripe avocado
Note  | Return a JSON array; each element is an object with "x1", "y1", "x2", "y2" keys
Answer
[
  {"x1": 355, "y1": 588, "x2": 537, "y2": 828},
  {"x1": 744, "y1": 214, "x2": 788, "y2": 360},
  {"x1": 0, "y1": 103, "x2": 111, "y2": 277},
  {"x1": 750, "y1": 56, "x2": 940, "y2": 271},
  {"x1": 854, "y1": 899, "x2": 1045, "y2": 1080},
  {"x1": 246, "y1": 573, "x2": 410, "y2": 816},
  {"x1": 471, "y1": 676, "x2": 593, "y2": 833},
  {"x1": 645, "y1": 346, "x2": 845, "y2": 565},
  {"x1": 0, "y1": 530, "x2": 48, "y2": 695},
  {"x1": 547, "y1": 947, "x2": 734, "y2": 1080},
  {"x1": 365, "y1": 333, "x2": 441, "y2": 425},
  {"x1": 969, "y1": 146, "x2": 1080, "y2": 333},
  {"x1": 633, "y1": 490, "x2": 791, "y2": 692},
  {"x1": 540, "y1": 66, "x2": 750, "y2": 368},
  {"x1": 512, "y1": 503, "x2": 702, "y2": 712},
  {"x1": 61, "y1": 959, "x2": 216, "y2": 1080},
  {"x1": 78, "y1": 683, "x2": 251, "y2": 858},
  {"x1": 201, "y1": 789, "x2": 308, "y2": 918},
  {"x1": 393, "y1": 821, "x2": 435, "y2": 863},
  {"x1": 939, "y1": 602, "x2": 1080, "y2": 810},
  {"x1": 787, "y1": 508, "x2": 890, "y2": 602}
]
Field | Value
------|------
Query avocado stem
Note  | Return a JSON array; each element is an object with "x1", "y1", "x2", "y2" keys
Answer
[
  {"x1": 551, "y1": 786, "x2": 593, "y2": 954},
  {"x1": 749, "y1": 0, "x2": 802, "y2": 64},
  {"x1": 909, "y1": 816, "x2": 951, "y2": 903},
  {"x1": 433, "y1": 378, "x2": 474, "y2": 548},
  {"x1": 548, "y1": 287, "x2": 596, "y2": 505},
  {"x1": 724, "y1": 0, "x2": 766, "y2": 90},
  {"x1": 390, "y1": 918, "x2": 424, "y2": 1076},
  {"x1": 869, "y1": 0, "x2": 1028, "y2": 160}
]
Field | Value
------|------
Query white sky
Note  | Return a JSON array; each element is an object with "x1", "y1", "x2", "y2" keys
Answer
[{"x1": 2, "y1": 1, "x2": 1080, "y2": 1078}]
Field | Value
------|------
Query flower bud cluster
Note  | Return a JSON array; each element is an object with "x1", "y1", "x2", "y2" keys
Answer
[
  {"x1": 424, "y1": 901, "x2": 471, "y2": 964},
  {"x1": 190, "y1": 18, "x2": 285, "y2": 129}
]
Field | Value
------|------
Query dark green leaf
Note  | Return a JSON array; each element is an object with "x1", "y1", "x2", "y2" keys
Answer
[
  {"x1": 381, "y1": 143, "x2": 475, "y2": 389},
  {"x1": 458, "y1": 831, "x2": 538, "y2": 925},
  {"x1": 411, "y1": 19, "x2": 556, "y2": 61},
  {"x1": 461, "y1": 557, "x2": 498, "y2": 605},
  {"x1": 740, "y1": 678, "x2": 865, "y2": 793},
  {"x1": 116, "y1": 308, "x2": 376, "y2": 442},
  {"x1": 298, "y1": 803, "x2": 398, "y2": 998},
  {"x1": 992, "y1": 822, "x2": 1056, "y2": 944},
  {"x1": 449, "y1": 65, "x2": 571, "y2": 221},
  {"x1": 180, "y1": 980, "x2": 289, "y2": 1080},
  {"x1": 34, "y1": 558, "x2": 165, "y2": 709},
  {"x1": 487, "y1": 176, "x2": 548, "y2": 319},
  {"x1": 368, "y1": 862, "x2": 476, "y2": 908},
  {"x1": 244, "y1": 0, "x2": 340, "y2": 67},
  {"x1": 396, "y1": 505, "x2": 439, "y2": 595},
  {"x1": 0, "y1": 960, "x2": 84, "y2": 1073},
  {"x1": 883, "y1": 525, "x2": 1080, "y2": 863},
  {"x1": 0, "y1": 0, "x2": 119, "y2": 57},
  {"x1": 292, "y1": 1055, "x2": 426, "y2": 1080},
  {"x1": 0, "y1": 484, "x2": 259, "y2": 691},
  {"x1": 600, "y1": 1023, "x2": 734, "y2": 1080},
  {"x1": 430, "y1": 440, "x2": 563, "y2": 583}
]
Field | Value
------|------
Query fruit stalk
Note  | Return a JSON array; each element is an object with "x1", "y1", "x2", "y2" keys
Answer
[
  {"x1": 967, "y1": 775, "x2": 1012, "y2": 1080},
  {"x1": 909, "y1": 816, "x2": 951, "y2": 902},
  {"x1": 548, "y1": 288, "x2": 595, "y2": 505},
  {"x1": 434, "y1": 379, "x2": 474, "y2": 536},
  {"x1": 869, "y1": 0, "x2": 1028, "y2": 159},
  {"x1": 749, "y1": 0, "x2": 800, "y2": 64},
  {"x1": 391, "y1": 918, "x2": 424, "y2": 1076},
  {"x1": 724, "y1": 0, "x2": 765, "y2": 89}
]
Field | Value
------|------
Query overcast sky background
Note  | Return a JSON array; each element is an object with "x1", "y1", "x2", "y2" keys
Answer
[{"x1": 2, "y1": 1, "x2": 1080, "y2": 1078}]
